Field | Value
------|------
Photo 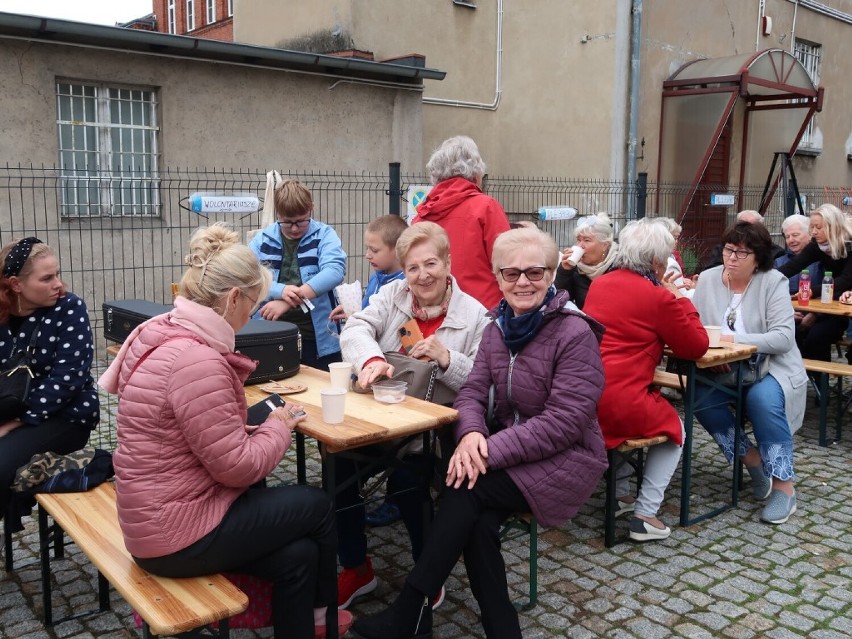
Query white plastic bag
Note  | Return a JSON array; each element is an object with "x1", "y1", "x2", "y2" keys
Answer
[{"x1": 335, "y1": 281, "x2": 363, "y2": 317}]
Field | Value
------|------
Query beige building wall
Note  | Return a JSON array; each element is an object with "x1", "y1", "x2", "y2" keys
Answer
[
  {"x1": 0, "y1": 39, "x2": 422, "y2": 171},
  {"x1": 237, "y1": 0, "x2": 852, "y2": 189}
]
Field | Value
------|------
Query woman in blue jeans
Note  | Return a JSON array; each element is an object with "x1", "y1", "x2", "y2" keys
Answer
[{"x1": 692, "y1": 222, "x2": 806, "y2": 525}]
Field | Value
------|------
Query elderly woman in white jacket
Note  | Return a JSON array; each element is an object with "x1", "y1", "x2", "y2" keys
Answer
[{"x1": 333, "y1": 221, "x2": 489, "y2": 610}]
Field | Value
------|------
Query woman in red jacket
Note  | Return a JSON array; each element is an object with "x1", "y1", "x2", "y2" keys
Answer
[
  {"x1": 414, "y1": 135, "x2": 510, "y2": 309},
  {"x1": 584, "y1": 218, "x2": 709, "y2": 541}
]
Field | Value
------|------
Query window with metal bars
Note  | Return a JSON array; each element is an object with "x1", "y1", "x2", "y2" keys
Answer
[
  {"x1": 794, "y1": 39, "x2": 822, "y2": 152},
  {"x1": 56, "y1": 82, "x2": 161, "y2": 217}
]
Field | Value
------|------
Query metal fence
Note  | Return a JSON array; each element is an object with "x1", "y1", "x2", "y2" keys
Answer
[{"x1": 1, "y1": 163, "x2": 848, "y2": 447}]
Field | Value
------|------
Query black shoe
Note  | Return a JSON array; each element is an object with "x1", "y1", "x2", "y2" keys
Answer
[{"x1": 351, "y1": 584, "x2": 432, "y2": 639}]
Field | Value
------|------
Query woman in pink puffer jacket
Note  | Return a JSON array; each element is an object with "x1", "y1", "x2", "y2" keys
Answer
[{"x1": 100, "y1": 224, "x2": 348, "y2": 639}]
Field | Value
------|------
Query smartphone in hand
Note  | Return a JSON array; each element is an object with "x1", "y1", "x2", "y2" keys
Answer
[{"x1": 247, "y1": 393, "x2": 287, "y2": 425}]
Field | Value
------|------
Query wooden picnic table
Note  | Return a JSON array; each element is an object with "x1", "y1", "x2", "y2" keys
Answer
[
  {"x1": 792, "y1": 298, "x2": 852, "y2": 316},
  {"x1": 665, "y1": 342, "x2": 758, "y2": 527}
]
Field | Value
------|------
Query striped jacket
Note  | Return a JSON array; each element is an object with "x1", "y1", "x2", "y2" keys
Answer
[{"x1": 249, "y1": 220, "x2": 346, "y2": 358}]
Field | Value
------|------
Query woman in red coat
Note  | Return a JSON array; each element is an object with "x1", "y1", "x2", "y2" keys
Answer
[{"x1": 584, "y1": 218, "x2": 709, "y2": 541}]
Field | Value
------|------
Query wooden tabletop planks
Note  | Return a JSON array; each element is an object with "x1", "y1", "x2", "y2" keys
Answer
[{"x1": 245, "y1": 365, "x2": 459, "y2": 453}]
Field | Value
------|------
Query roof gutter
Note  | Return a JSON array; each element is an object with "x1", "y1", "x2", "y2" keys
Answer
[{"x1": 0, "y1": 11, "x2": 446, "y2": 85}]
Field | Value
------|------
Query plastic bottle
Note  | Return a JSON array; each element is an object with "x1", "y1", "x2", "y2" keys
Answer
[
  {"x1": 821, "y1": 271, "x2": 834, "y2": 304},
  {"x1": 798, "y1": 270, "x2": 811, "y2": 306}
]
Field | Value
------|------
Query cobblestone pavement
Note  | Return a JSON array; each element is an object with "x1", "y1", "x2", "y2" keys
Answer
[{"x1": 1, "y1": 384, "x2": 850, "y2": 639}]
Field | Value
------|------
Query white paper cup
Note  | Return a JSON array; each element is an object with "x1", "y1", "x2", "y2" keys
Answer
[
  {"x1": 320, "y1": 388, "x2": 347, "y2": 424},
  {"x1": 567, "y1": 245, "x2": 585, "y2": 266},
  {"x1": 704, "y1": 325, "x2": 721, "y2": 348},
  {"x1": 328, "y1": 362, "x2": 352, "y2": 390}
]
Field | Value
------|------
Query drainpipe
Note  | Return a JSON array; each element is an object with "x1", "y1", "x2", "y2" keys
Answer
[
  {"x1": 423, "y1": 0, "x2": 503, "y2": 110},
  {"x1": 626, "y1": 0, "x2": 643, "y2": 219}
]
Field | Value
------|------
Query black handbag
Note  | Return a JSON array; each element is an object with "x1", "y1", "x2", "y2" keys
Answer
[{"x1": 0, "y1": 324, "x2": 41, "y2": 422}]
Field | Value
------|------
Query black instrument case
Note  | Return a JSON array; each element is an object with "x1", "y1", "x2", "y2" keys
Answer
[{"x1": 103, "y1": 299, "x2": 301, "y2": 383}]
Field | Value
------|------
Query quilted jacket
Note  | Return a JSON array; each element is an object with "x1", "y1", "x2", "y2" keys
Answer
[
  {"x1": 100, "y1": 298, "x2": 292, "y2": 558},
  {"x1": 414, "y1": 176, "x2": 510, "y2": 309},
  {"x1": 453, "y1": 290, "x2": 608, "y2": 527}
]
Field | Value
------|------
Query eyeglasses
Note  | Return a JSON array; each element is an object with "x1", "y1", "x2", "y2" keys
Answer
[
  {"x1": 499, "y1": 266, "x2": 548, "y2": 283},
  {"x1": 242, "y1": 290, "x2": 261, "y2": 314},
  {"x1": 279, "y1": 217, "x2": 311, "y2": 229},
  {"x1": 721, "y1": 246, "x2": 755, "y2": 260}
]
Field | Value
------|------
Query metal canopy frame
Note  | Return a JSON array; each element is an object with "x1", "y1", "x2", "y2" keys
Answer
[{"x1": 656, "y1": 49, "x2": 823, "y2": 219}]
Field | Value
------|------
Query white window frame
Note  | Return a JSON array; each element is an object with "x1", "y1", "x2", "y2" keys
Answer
[
  {"x1": 794, "y1": 39, "x2": 822, "y2": 152},
  {"x1": 228, "y1": 0, "x2": 233, "y2": 17},
  {"x1": 167, "y1": 0, "x2": 176, "y2": 34},
  {"x1": 186, "y1": 0, "x2": 195, "y2": 31},
  {"x1": 56, "y1": 81, "x2": 161, "y2": 218},
  {"x1": 206, "y1": 0, "x2": 216, "y2": 24}
]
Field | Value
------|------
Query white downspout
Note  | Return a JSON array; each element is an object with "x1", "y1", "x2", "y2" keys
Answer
[
  {"x1": 790, "y1": 0, "x2": 800, "y2": 53},
  {"x1": 423, "y1": 0, "x2": 503, "y2": 110}
]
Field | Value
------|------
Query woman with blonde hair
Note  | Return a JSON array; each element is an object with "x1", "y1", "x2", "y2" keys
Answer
[
  {"x1": 101, "y1": 223, "x2": 349, "y2": 639},
  {"x1": 554, "y1": 212, "x2": 618, "y2": 308},
  {"x1": 777, "y1": 203, "x2": 852, "y2": 361},
  {"x1": 0, "y1": 238, "x2": 98, "y2": 531}
]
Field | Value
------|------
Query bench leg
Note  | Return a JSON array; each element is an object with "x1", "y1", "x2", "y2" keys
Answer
[
  {"x1": 97, "y1": 571, "x2": 110, "y2": 611},
  {"x1": 3, "y1": 514, "x2": 12, "y2": 572},
  {"x1": 604, "y1": 450, "x2": 618, "y2": 548},
  {"x1": 38, "y1": 506, "x2": 54, "y2": 626},
  {"x1": 527, "y1": 518, "x2": 538, "y2": 609},
  {"x1": 818, "y1": 373, "x2": 829, "y2": 447}
]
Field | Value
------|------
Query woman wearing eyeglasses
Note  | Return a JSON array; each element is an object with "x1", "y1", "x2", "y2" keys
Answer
[
  {"x1": 583, "y1": 218, "x2": 709, "y2": 541},
  {"x1": 102, "y1": 224, "x2": 349, "y2": 639},
  {"x1": 554, "y1": 212, "x2": 618, "y2": 309},
  {"x1": 691, "y1": 222, "x2": 806, "y2": 526},
  {"x1": 351, "y1": 226, "x2": 607, "y2": 639},
  {"x1": 249, "y1": 179, "x2": 346, "y2": 370},
  {"x1": 336, "y1": 222, "x2": 489, "y2": 611}
]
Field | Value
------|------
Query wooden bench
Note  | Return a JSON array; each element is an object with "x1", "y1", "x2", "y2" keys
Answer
[
  {"x1": 604, "y1": 436, "x2": 670, "y2": 547},
  {"x1": 802, "y1": 358, "x2": 849, "y2": 446},
  {"x1": 35, "y1": 482, "x2": 248, "y2": 636},
  {"x1": 653, "y1": 369, "x2": 684, "y2": 391}
]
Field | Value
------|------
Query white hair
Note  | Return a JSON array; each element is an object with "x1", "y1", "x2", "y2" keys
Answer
[
  {"x1": 655, "y1": 216, "x2": 682, "y2": 235},
  {"x1": 575, "y1": 212, "x2": 614, "y2": 244},
  {"x1": 614, "y1": 218, "x2": 674, "y2": 272},
  {"x1": 780, "y1": 214, "x2": 809, "y2": 235},
  {"x1": 426, "y1": 135, "x2": 487, "y2": 185},
  {"x1": 737, "y1": 209, "x2": 764, "y2": 224}
]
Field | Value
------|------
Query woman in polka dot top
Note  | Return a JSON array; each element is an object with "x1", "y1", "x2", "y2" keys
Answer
[{"x1": 0, "y1": 238, "x2": 98, "y2": 531}]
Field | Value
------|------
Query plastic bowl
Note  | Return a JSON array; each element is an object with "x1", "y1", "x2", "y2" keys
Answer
[{"x1": 371, "y1": 380, "x2": 408, "y2": 404}]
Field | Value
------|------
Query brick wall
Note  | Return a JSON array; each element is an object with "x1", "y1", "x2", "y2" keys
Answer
[{"x1": 152, "y1": 0, "x2": 234, "y2": 40}]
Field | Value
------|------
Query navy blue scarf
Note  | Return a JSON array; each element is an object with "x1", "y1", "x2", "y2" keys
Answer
[{"x1": 497, "y1": 286, "x2": 557, "y2": 354}]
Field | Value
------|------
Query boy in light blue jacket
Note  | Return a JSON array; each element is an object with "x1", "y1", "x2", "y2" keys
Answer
[{"x1": 249, "y1": 179, "x2": 346, "y2": 370}]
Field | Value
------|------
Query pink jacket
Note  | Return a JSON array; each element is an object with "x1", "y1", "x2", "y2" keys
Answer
[{"x1": 99, "y1": 298, "x2": 292, "y2": 559}]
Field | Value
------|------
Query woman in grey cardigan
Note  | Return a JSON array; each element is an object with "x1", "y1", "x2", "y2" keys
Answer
[{"x1": 692, "y1": 222, "x2": 806, "y2": 525}]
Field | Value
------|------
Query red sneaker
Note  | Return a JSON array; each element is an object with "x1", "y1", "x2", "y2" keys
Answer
[
  {"x1": 315, "y1": 609, "x2": 354, "y2": 638},
  {"x1": 431, "y1": 585, "x2": 446, "y2": 611},
  {"x1": 337, "y1": 557, "x2": 378, "y2": 609}
]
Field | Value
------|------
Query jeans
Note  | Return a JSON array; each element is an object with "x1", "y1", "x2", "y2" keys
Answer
[
  {"x1": 136, "y1": 484, "x2": 336, "y2": 639},
  {"x1": 694, "y1": 374, "x2": 795, "y2": 481}
]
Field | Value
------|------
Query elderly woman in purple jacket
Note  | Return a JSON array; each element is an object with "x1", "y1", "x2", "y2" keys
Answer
[{"x1": 352, "y1": 227, "x2": 607, "y2": 639}]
